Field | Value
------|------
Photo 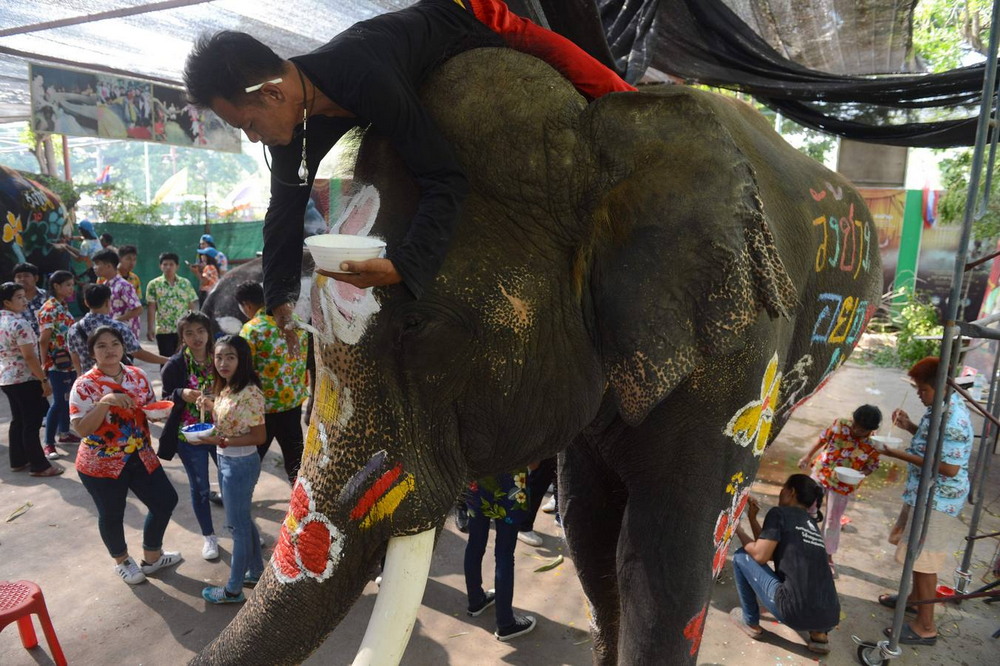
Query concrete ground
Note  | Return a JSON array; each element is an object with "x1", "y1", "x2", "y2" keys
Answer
[{"x1": 2, "y1": 343, "x2": 999, "y2": 665}]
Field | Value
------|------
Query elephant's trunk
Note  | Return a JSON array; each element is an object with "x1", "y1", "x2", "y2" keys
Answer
[{"x1": 191, "y1": 531, "x2": 435, "y2": 665}]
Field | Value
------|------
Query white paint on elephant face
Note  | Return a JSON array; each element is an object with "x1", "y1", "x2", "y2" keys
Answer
[
  {"x1": 215, "y1": 316, "x2": 243, "y2": 335},
  {"x1": 309, "y1": 186, "x2": 383, "y2": 345}
]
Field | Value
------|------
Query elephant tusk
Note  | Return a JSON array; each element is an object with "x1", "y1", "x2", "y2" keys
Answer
[{"x1": 352, "y1": 528, "x2": 436, "y2": 666}]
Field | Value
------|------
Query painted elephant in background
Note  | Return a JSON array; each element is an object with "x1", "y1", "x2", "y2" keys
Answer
[
  {"x1": 0, "y1": 165, "x2": 72, "y2": 281},
  {"x1": 195, "y1": 47, "x2": 881, "y2": 665}
]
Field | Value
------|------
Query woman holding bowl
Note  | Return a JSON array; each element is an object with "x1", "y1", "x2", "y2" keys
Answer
[{"x1": 69, "y1": 325, "x2": 182, "y2": 585}]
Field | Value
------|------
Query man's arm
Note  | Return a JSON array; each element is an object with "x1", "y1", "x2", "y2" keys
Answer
[{"x1": 146, "y1": 301, "x2": 157, "y2": 341}]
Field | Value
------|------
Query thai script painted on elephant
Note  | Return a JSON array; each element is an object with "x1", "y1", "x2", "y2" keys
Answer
[
  {"x1": 723, "y1": 353, "x2": 781, "y2": 457},
  {"x1": 811, "y1": 294, "x2": 874, "y2": 347},
  {"x1": 809, "y1": 181, "x2": 844, "y2": 203},
  {"x1": 342, "y1": 451, "x2": 416, "y2": 530},
  {"x1": 812, "y1": 203, "x2": 872, "y2": 279},
  {"x1": 712, "y1": 472, "x2": 751, "y2": 578},
  {"x1": 273, "y1": 478, "x2": 346, "y2": 584}
]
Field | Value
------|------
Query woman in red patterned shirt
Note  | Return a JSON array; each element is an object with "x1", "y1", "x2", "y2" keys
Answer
[{"x1": 70, "y1": 325, "x2": 183, "y2": 586}]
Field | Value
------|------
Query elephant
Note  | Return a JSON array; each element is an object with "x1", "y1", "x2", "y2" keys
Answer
[
  {"x1": 194, "y1": 47, "x2": 881, "y2": 665},
  {"x1": 0, "y1": 165, "x2": 73, "y2": 282}
]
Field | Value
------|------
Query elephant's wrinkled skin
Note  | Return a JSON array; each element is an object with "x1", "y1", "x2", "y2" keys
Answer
[
  {"x1": 195, "y1": 48, "x2": 880, "y2": 665},
  {"x1": 1, "y1": 165, "x2": 72, "y2": 281}
]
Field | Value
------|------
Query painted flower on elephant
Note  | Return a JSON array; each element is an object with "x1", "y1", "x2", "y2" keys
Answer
[
  {"x1": 683, "y1": 604, "x2": 708, "y2": 656},
  {"x1": 3, "y1": 212, "x2": 24, "y2": 246},
  {"x1": 723, "y1": 352, "x2": 782, "y2": 457},
  {"x1": 273, "y1": 478, "x2": 346, "y2": 584},
  {"x1": 711, "y1": 472, "x2": 751, "y2": 578}
]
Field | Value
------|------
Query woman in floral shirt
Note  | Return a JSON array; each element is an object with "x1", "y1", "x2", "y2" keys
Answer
[
  {"x1": 463, "y1": 469, "x2": 537, "y2": 641},
  {"x1": 70, "y1": 325, "x2": 182, "y2": 586},
  {"x1": 797, "y1": 404, "x2": 882, "y2": 574},
  {"x1": 37, "y1": 270, "x2": 78, "y2": 458},
  {"x1": 193, "y1": 335, "x2": 266, "y2": 604},
  {"x1": 0, "y1": 281, "x2": 56, "y2": 476},
  {"x1": 158, "y1": 312, "x2": 220, "y2": 561}
]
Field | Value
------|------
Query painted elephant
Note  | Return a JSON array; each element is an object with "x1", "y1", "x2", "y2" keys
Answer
[
  {"x1": 0, "y1": 165, "x2": 73, "y2": 282},
  {"x1": 195, "y1": 47, "x2": 881, "y2": 665}
]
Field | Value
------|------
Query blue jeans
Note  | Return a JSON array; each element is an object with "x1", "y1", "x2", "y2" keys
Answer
[
  {"x1": 464, "y1": 513, "x2": 519, "y2": 628},
  {"x1": 79, "y1": 454, "x2": 178, "y2": 558},
  {"x1": 732, "y1": 548, "x2": 784, "y2": 627},
  {"x1": 176, "y1": 439, "x2": 218, "y2": 536},
  {"x1": 45, "y1": 369, "x2": 75, "y2": 445},
  {"x1": 218, "y1": 454, "x2": 263, "y2": 594}
]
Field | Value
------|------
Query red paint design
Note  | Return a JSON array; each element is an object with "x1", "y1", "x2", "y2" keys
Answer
[
  {"x1": 683, "y1": 604, "x2": 708, "y2": 656},
  {"x1": 349, "y1": 463, "x2": 403, "y2": 520},
  {"x1": 273, "y1": 478, "x2": 343, "y2": 583},
  {"x1": 809, "y1": 188, "x2": 826, "y2": 201},
  {"x1": 297, "y1": 517, "x2": 333, "y2": 575},
  {"x1": 274, "y1": 521, "x2": 301, "y2": 580}
]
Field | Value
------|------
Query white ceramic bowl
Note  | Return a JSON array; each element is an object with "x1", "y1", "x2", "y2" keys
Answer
[
  {"x1": 142, "y1": 400, "x2": 174, "y2": 421},
  {"x1": 871, "y1": 435, "x2": 902, "y2": 446},
  {"x1": 304, "y1": 235, "x2": 386, "y2": 273},
  {"x1": 834, "y1": 466, "x2": 865, "y2": 485},
  {"x1": 181, "y1": 423, "x2": 215, "y2": 443}
]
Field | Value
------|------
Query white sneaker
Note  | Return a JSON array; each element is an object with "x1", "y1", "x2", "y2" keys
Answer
[
  {"x1": 202, "y1": 535, "x2": 219, "y2": 560},
  {"x1": 115, "y1": 556, "x2": 147, "y2": 585},
  {"x1": 541, "y1": 497, "x2": 557, "y2": 514},
  {"x1": 141, "y1": 550, "x2": 183, "y2": 575},
  {"x1": 517, "y1": 530, "x2": 544, "y2": 547}
]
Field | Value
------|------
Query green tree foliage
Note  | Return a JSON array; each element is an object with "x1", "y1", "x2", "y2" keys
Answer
[{"x1": 913, "y1": 0, "x2": 991, "y2": 72}]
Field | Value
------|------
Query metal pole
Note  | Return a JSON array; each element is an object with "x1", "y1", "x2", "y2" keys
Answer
[{"x1": 878, "y1": 0, "x2": 1000, "y2": 657}]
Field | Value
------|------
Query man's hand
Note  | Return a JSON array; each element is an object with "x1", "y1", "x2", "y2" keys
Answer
[
  {"x1": 747, "y1": 496, "x2": 760, "y2": 523},
  {"x1": 318, "y1": 258, "x2": 402, "y2": 289},
  {"x1": 146, "y1": 331, "x2": 155, "y2": 342},
  {"x1": 271, "y1": 302, "x2": 301, "y2": 355}
]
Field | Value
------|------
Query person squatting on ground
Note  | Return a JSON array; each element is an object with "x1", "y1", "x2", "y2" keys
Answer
[
  {"x1": 877, "y1": 356, "x2": 974, "y2": 646},
  {"x1": 182, "y1": 0, "x2": 634, "y2": 335},
  {"x1": 12, "y1": 262, "x2": 47, "y2": 337},
  {"x1": 730, "y1": 474, "x2": 839, "y2": 655},
  {"x1": 464, "y1": 469, "x2": 537, "y2": 642},
  {"x1": 37, "y1": 270, "x2": 80, "y2": 459},
  {"x1": 146, "y1": 252, "x2": 200, "y2": 357},
  {"x1": 235, "y1": 280, "x2": 307, "y2": 484},
  {"x1": 69, "y1": 325, "x2": 182, "y2": 585},
  {"x1": 93, "y1": 248, "x2": 143, "y2": 339},
  {"x1": 798, "y1": 404, "x2": 883, "y2": 576},
  {"x1": 194, "y1": 335, "x2": 267, "y2": 604},
  {"x1": 158, "y1": 311, "x2": 221, "y2": 561},
  {"x1": 0, "y1": 281, "x2": 57, "y2": 476},
  {"x1": 68, "y1": 284, "x2": 167, "y2": 373}
]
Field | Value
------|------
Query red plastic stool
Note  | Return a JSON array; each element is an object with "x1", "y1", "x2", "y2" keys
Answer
[{"x1": 0, "y1": 580, "x2": 67, "y2": 665}]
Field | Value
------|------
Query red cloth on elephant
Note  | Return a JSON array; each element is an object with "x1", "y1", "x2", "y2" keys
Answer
[{"x1": 458, "y1": 0, "x2": 635, "y2": 99}]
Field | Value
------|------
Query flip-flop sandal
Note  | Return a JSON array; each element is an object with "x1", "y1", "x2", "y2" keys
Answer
[
  {"x1": 877, "y1": 593, "x2": 917, "y2": 615},
  {"x1": 729, "y1": 608, "x2": 764, "y2": 640},
  {"x1": 883, "y1": 625, "x2": 938, "y2": 646},
  {"x1": 807, "y1": 637, "x2": 831, "y2": 654}
]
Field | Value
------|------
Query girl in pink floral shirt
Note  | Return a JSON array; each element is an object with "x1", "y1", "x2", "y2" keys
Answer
[
  {"x1": 70, "y1": 325, "x2": 182, "y2": 586},
  {"x1": 798, "y1": 404, "x2": 882, "y2": 574}
]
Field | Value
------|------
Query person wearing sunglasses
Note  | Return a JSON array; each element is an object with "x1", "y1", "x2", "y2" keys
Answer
[{"x1": 183, "y1": 0, "x2": 633, "y2": 334}]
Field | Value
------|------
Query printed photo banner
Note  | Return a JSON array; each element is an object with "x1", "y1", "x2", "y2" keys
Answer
[{"x1": 29, "y1": 63, "x2": 241, "y2": 153}]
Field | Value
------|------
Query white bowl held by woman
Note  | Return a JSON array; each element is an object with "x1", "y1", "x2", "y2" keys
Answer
[
  {"x1": 834, "y1": 466, "x2": 865, "y2": 485},
  {"x1": 304, "y1": 234, "x2": 386, "y2": 273},
  {"x1": 181, "y1": 423, "x2": 215, "y2": 443}
]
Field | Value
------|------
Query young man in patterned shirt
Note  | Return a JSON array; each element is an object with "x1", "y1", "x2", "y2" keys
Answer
[
  {"x1": 146, "y1": 252, "x2": 199, "y2": 357},
  {"x1": 235, "y1": 280, "x2": 307, "y2": 484},
  {"x1": 93, "y1": 249, "x2": 142, "y2": 339}
]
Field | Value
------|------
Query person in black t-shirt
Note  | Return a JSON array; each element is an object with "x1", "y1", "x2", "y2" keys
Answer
[
  {"x1": 183, "y1": 0, "x2": 634, "y2": 336},
  {"x1": 731, "y1": 474, "x2": 840, "y2": 654}
]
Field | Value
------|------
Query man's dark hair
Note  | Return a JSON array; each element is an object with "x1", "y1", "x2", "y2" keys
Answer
[
  {"x1": 84, "y1": 283, "x2": 112, "y2": 309},
  {"x1": 0, "y1": 281, "x2": 24, "y2": 304},
  {"x1": 852, "y1": 404, "x2": 882, "y2": 431},
  {"x1": 234, "y1": 280, "x2": 265, "y2": 307},
  {"x1": 159, "y1": 252, "x2": 180, "y2": 265},
  {"x1": 118, "y1": 244, "x2": 137, "y2": 258},
  {"x1": 100, "y1": 233, "x2": 114, "y2": 245},
  {"x1": 184, "y1": 31, "x2": 284, "y2": 107},
  {"x1": 93, "y1": 249, "x2": 120, "y2": 267},
  {"x1": 12, "y1": 262, "x2": 39, "y2": 277},
  {"x1": 49, "y1": 270, "x2": 74, "y2": 286}
]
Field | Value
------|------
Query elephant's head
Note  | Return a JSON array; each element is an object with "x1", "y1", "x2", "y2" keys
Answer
[
  {"x1": 0, "y1": 165, "x2": 72, "y2": 280},
  {"x1": 197, "y1": 47, "x2": 873, "y2": 665}
]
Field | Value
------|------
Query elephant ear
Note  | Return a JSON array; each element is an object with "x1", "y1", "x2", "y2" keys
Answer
[{"x1": 582, "y1": 90, "x2": 798, "y2": 426}]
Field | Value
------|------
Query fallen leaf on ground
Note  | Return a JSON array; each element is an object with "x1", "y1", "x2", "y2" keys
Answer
[
  {"x1": 6, "y1": 501, "x2": 32, "y2": 522},
  {"x1": 534, "y1": 554, "x2": 564, "y2": 572}
]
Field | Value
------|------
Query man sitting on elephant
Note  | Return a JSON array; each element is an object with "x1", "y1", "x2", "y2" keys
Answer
[{"x1": 182, "y1": 0, "x2": 633, "y2": 331}]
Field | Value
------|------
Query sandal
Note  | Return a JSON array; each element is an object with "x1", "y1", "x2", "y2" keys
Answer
[
  {"x1": 807, "y1": 633, "x2": 831, "y2": 654},
  {"x1": 883, "y1": 624, "x2": 937, "y2": 646},
  {"x1": 28, "y1": 465, "x2": 64, "y2": 477},
  {"x1": 729, "y1": 608, "x2": 763, "y2": 639},
  {"x1": 878, "y1": 593, "x2": 917, "y2": 615}
]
